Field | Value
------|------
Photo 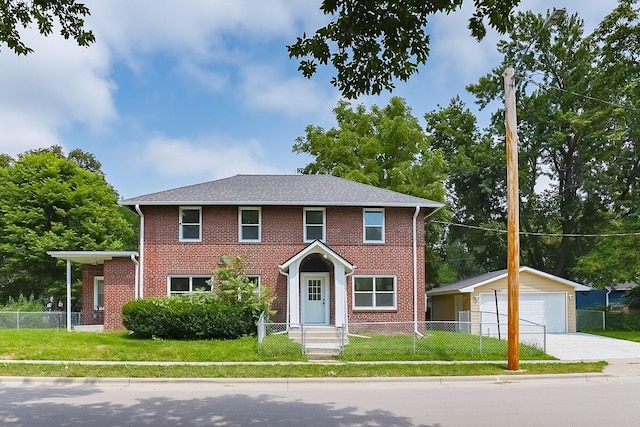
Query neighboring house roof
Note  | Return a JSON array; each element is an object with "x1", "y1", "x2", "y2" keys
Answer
[
  {"x1": 120, "y1": 174, "x2": 443, "y2": 209},
  {"x1": 607, "y1": 282, "x2": 637, "y2": 292},
  {"x1": 427, "y1": 266, "x2": 590, "y2": 295}
]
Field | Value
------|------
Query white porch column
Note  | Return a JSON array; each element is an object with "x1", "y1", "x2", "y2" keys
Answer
[
  {"x1": 288, "y1": 262, "x2": 300, "y2": 325},
  {"x1": 334, "y1": 264, "x2": 346, "y2": 327},
  {"x1": 66, "y1": 259, "x2": 72, "y2": 332}
]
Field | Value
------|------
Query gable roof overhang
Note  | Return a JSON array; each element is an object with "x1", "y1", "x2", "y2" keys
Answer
[
  {"x1": 279, "y1": 240, "x2": 355, "y2": 274},
  {"x1": 427, "y1": 266, "x2": 590, "y2": 296},
  {"x1": 47, "y1": 251, "x2": 139, "y2": 265}
]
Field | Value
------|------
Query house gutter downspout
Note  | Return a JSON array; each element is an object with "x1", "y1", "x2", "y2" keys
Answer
[
  {"x1": 345, "y1": 268, "x2": 355, "y2": 333},
  {"x1": 606, "y1": 288, "x2": 612, "y2": 308},
  {"x1": 131, "y1": 254, "x2": 139, "y2": 300},
  {"x1": 135, "y1": 204, "x2": 145, "y2": 299},
  {"x1": 278, "y1": 266, "x2": 290, "y2": 328},
  {"x1": 413, "y1": 206, "x2": 420, "y2": 336}
]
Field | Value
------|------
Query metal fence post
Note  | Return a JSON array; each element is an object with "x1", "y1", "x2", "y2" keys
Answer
[{"x1": 16, "y1": 311, "x2": 19, "y2": 330}]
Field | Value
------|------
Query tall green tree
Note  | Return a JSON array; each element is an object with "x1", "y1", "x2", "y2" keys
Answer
[
  {"x1": 453, "y1": 2, "x2": 639, "y2": 280},
  {"x1": 293, "y1": 96, "x2": 448, "y2": 282},
  {"x1": 289, "y1": 0, "x2": 521, "y2": 98},
  {"x1": 573, "y1": 0, "x2": 640, "y2": 287},
  {"x1": 0, "y1": 0, "x2": 94, "y2": 55},
  {"x1": 0, "y1": 146, "x2": 136, "y2": 301},
  {"x1": 424, "y1": 96, "x2": 506, "y2": 280}
]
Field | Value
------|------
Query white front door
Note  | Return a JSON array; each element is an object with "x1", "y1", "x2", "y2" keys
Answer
[{"x1": 301, "y1": 273, "x2": 329, "y2": 324}]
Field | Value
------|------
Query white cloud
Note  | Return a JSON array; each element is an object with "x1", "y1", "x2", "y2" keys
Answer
[
  {"x1": 240, "y1": 64, "x2": 338, "y2": 117},
  {"x1": 139, "y1": 135, "x2": 283, "y2": 180},
  {"x1": 0, "y1": 27, "x2": 116, "y2": 156}
]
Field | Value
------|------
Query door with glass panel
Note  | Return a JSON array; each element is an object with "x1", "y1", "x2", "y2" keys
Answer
[{"x1": 301, "y1": 273, "x2": 329, "y2": 324}]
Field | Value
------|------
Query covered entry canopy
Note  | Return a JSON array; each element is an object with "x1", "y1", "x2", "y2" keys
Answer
[{"x1": 47, "y1": 251, "x2": 138, "y2": 331}]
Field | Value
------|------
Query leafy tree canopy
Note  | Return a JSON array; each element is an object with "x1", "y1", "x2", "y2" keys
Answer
[
  {"x1": 294, "y1": 96, "x2": 446, "y2": 203},
  {"x1": 0, "y1": 146, "x2": 136, "y2": 301},
  {"x1": 293, "y1": 96, "x2": 448, "y2": 283},
  {"x1": 0, "y1": 0, "x2": 95, "y2": 55},
  {"x1": 288, "y1": 0, "x2": 521, "y2": 98}
]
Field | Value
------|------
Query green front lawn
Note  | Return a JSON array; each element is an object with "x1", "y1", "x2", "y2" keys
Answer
[
  {"x1": 340, "y1": 331, "x2": 554, "y2": 361},
  {"x1": 0, "y1": 329, "x2": 604, "y2": 378},
  {"x1": 0, "y1": 330, "x2": 303, "y2": 362}
]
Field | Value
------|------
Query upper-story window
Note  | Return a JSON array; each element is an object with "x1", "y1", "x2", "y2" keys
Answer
[
  {"x1": 363, "y1": 208, "x2": 385, "y2": 243},
  {"x1": 239, "y1": 207, "x2": 261, "y2": 242},
  {"x1": 179, "y1": 207, "x2": 201, "y2": 242},
  {"x1": 168, "y1": 276, "x2": 212, "y2": 295},
  {"x1": 304, "y1": 207, "x2": 325, "y2": 242}
]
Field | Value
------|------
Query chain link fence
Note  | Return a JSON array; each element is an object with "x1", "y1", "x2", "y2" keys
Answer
[
  {"x1": 257, "y1": 314, "x2": 547, "y2": 360},
  {"x1": 576, "y1": 309, "x2": 606, "y2": 331},
  {"x1": 0, "y1": 312, "x2": 82, "y2": 329}
]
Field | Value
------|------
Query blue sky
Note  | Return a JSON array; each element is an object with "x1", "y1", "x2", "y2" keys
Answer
[{"x1": 0, "y1": 0, "x2": 619, "y2": 199}]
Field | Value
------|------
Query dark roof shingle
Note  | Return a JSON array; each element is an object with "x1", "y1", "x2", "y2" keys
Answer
[{"x1": 120, "y1": 174, "x2": 443, "y2": 208}]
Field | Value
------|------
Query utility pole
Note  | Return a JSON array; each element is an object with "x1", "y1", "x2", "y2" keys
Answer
[
  {"x1": 503, "y1": 8, "x2": 565, "y2": 372},
  {"x1": 504, "y1": 67, "x2": 520, "y2": 371}
]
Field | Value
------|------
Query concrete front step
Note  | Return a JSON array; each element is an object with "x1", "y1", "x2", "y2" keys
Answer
[{"x1": 287, "y1": 326, "x2": 346, "y2": 360}]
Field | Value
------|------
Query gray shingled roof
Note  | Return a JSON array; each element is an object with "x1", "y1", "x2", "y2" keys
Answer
[
  {"x1": 427, "y1": 270, "x2": 508, "y2": 295},
  {"x1": 120, "y1": 174, "x2": 443, "y2": 208}
]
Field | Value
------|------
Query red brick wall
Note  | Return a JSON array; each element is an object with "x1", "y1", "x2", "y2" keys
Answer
[
  {"x1": 136, "y1": 205, "x2": 426, "y2": 326},
  {"x1": 103, "y1": 258, "x2": 136, "y2": 331},
  {"x1": 81, "y1": 264, "x2": 104, "y2": 325}
]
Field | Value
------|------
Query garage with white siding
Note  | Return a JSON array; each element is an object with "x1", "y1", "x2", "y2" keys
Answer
[{"x1": 428, "y1": 267, "x2": 590, "y2": 334}]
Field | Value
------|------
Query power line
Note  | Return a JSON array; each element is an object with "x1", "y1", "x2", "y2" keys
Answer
[
  {"x1": 430, "y1": 220, "x2": 640, "y2": 238},
  {"x1": 519, "y1": 74, "x2": 640, "y2": 112}
]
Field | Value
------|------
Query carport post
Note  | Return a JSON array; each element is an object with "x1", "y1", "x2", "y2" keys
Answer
[{"x1": 66, "y1": 260, "x2": 72, "y2": 332}]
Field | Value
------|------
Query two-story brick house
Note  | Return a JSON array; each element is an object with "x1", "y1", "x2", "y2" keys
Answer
[{"x1": 50, "y1": 174, "x2": 442, "y2": 331}]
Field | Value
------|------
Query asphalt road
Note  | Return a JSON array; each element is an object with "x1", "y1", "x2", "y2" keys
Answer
[{"x1": 1, "y1": 375, "x2": 639, "y2": 426}]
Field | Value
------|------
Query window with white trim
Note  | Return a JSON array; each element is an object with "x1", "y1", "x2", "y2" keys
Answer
[
  {"x1": 179, "y1": 207, "x2": 201, "y2": 242},
  {"x1": 304, "y1": 207, "x2": 325, "y2": 242},
  {"x1": 239, "y1": 207, "x2": 261, "y2": 242},
  {"x1": 363, "y1": 208, "x2": 385, "y2": 243},
  {"x1": 247, "y1": 275, "x2": 261, "y2": 293},
  {"x1": 353, "y1": 276, "x2": 396, "y2": 309},
  {"x1": 94, "y1": 276, "x2": 104, "y2": 310},
  {"x1": 168, "y1": 276, "x2": 212, "y2": 295}
]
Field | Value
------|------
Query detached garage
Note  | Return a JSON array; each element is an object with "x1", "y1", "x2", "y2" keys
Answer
[{"x1": 427, "y1": 267, "x2": 590, "y2": 333}]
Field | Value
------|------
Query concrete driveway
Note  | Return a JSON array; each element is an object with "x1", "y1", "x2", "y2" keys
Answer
[{"x1": 545, "y1": 333, "x2": 640, "y2": 361}]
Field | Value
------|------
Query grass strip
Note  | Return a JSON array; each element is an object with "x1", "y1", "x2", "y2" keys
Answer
[{"x1": 0, "y1": 362, "x2": 606, "y2": 378}]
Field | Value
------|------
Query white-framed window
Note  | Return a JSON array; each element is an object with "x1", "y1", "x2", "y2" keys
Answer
[
  {"x1": 168, "y1": 276, "x2": 212, "y2": 295},
  {"x1": 363, "y1": 208, "x2": 385, "y2": 243},
  {"x1": 247, "y1": 275, "x2": 261, "y2": 293},
  {"x1": 94, "y1": 276, "x2": 104, "y2": 310},
  {"x1": 304, "y1": 207, "x2": 325, "y2": 242},
  {"x1": 179, "y1": 207, "x2": 201, "y2": 242},
  {"x1": 239, "y1": 207, "x2": 261, "y2": 242},
  {"x1": 353, "y1": 276, "x2": 396, "y2": 309}
]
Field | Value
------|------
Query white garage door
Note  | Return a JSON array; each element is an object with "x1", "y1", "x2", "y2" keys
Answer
[{"x1": 479, "y1": 293, "x2": 567, "y2": 333}]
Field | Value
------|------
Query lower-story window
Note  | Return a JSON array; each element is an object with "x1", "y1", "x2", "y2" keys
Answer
[
  {"x1": 168, "y1": 276, "x2": 212, "y2": 295},
  {"x1": 353, "y1": 276, "x2": 396, "y2": 309},
  {"x1": 94, "y1": 276, "x2": 104, "y2": 310}
]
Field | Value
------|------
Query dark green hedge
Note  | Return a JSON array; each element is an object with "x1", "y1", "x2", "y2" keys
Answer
[{"x1": 122, "y1": 294, "x2": 259, "y2": 340}]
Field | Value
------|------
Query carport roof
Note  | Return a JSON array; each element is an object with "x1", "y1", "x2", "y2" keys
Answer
[
  {"x1": 47, "y1": 251, "x2": 138, "y2": 265},
  {"x1": 427, "y1": 266, "x2": 590, "y2": 295}
]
